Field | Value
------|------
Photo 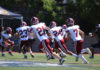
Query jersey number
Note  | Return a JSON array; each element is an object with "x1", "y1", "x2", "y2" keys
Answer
[
  {"x1": 37, "y1": 27, "x2": 45, "y2": 36},
  {"x1": 73, "y1": 29, "x2": 78, "y2": 37},
  {"x1": 53, "y1": 29, "x2": 62, "y2": 37},
  {"x1": 19, "y1": 30, "x2": 28, "y2": 38}
]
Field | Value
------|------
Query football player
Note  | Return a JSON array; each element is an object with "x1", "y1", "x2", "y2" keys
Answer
[
  {"x1": 50, "y1": 21, "x2": 77, "y2": 58},
  {"x1": 65, "y1": 18, "x2": 89, "y2": 64},
  {"x1": 16, "y1": 21, "x2": 34, "y2": 59},
  {"x1": 29, "y1": 16, "x2": 65, "y2": 65},
  {"x1": 0, "y1": 27, "x2": 14, "y2": 56}
]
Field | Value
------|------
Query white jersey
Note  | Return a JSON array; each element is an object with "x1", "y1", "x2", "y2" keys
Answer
[
  {"x1": 30, "y1": 22, "x2": 48, "y2": 41},
  {"x1": 65, "y1": 25, "x2": 82, "y2": 41},
  {"x1": 16, "y1": 26, "x2": 29, "y2": 41},
  {"x1": 51, "y1": 26, "x2": 63, "y2": 41},
  {"x1": 62, "y1": 29, "x2": 68, "y2": 39},
  {"x1": 28, "y1": 26, "x2": 36, "y2": 40}
]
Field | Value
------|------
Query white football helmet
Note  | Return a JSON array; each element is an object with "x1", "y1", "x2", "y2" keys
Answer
[
  {"x1": 66, "y1": 18, "x2": 75, "y2": 25},
  {"x1": 49, "y1": 21, "x2": 57, "y2": 28},
  {"x1": 62, "y1": 24, "x2": 67, "y2": 29},
  {"x1": 6, "y1": 27, "x2": 12, "y2": 34},
  {"x1": 22, "y1": 21, "x2": 27, "y2": 26},
  {"x1": 31, "y1": 16, "x2": 39, "y2": 25}
]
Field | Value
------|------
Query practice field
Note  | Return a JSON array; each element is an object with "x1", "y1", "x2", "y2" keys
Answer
[{"x1": 0, "y1": 52, "x2": 100, "y2": 70}]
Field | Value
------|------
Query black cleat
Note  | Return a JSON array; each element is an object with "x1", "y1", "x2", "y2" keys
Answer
[
  {"x1": 59, "y1": 58, "x2": 65, "y2": 65},
  {"x1": 31, "y1": 54, "x2": 34, "y2": 58},
  {"x1": 75, "y1": 57, "x2": 79, "y2": 62},
  {"x1": 51, "y1": 56, "x2": 55, "y2": 59},
  {"x1": 47, "y1": 55, "x2": 55, "y2": 60},
  {"x1": 2, "y1": 54, "x2": 5, "y2": 56},
  {"x1": 9, "y1": 52, "x2": 14, "y2": 56},
  {"x1": 24, "y1": 55, "x2": 27, "y2": 59},
  {"x1": 89, "y1": 56, "x2": 94, "y2": 59}
]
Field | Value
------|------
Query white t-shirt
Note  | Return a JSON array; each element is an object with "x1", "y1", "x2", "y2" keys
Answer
[
  {"x1": 65, "y1": 25, "x2": 82, "y2": 41},
  {"x1": 16, "y1": 26, "x2": 29, "y2": 41},
  {"x1": 51, "y1": 26, "x2": 63, "y2": 41},
  {"x1": 30, "y1": 22, "x2": 49, "y2": 41}
]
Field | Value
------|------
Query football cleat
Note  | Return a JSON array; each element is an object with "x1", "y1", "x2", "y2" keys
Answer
[
  {"x1": 59, "y1": 58, "x2": 65, "y2": 65},
  {"x1": 89, "y1": 56, "x2": 94, "y2": 59},
  {"x1": 8, "y1": 52, "x2": 14, "y2": 56},
  {"x1": 24, "y1": 55, "x2": 27, "y2": 59},
  {"x1": 83, "y1": 61, "x2": 89, "y2": 64},
  {"x1": 30, "y1": 54, "x2": 34, "y2": 58},
  {"x1": 59, "y1": 52, "x2": 66, "y2": 58},
  {"x1": 2, "y1": 54, "x2": 5, "y2": 56},
  {"x1": 47, "y1": 55, "x2": 55, "y2": 60},
  {"x1": 75, "y1": 57, "x2": 79, "y2": 62}
]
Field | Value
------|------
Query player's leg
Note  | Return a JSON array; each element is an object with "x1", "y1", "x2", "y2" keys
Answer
[
  {"x1": 1, "y1": 42, "x2": 8, "y2": 56},
  {"x1": 19, "y1": 41, "x2": 27, "y2": 59},
  {"x1": 23, "y1": 40, "x2": 30, "y2": 59},
  {"x1": 39, "y1": 42, "x2": 51, "y2": 60},
  {"x1": 81, "y1": 48, "x2": 92, "y2": 57},
  {"x1": 42, "y1": 39, "x2": 65, "y2": 65},
  {"x1": 58, "y1": 39, "x2": 77, "y2": 57},
  {"x1": 23, "y1": 46, "x2": 27, "y2": 59},
  {"x1": 28, "y1": 39, "x2": 35, "y2": 58},
  {"x1": 54, "y1": 40, "x2": 67, "y2": 58},
  {"x1": 7, "y1": 40, "x2": 14, "y2": 56},
  {"x1": 1, "y1": 46, "x2": 6, "y2": 56},
  {"x1": 76, "y1": 40, "x2": 88, "y2": 64}
]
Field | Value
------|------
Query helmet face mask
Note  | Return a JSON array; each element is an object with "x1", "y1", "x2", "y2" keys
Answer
[
  {"x1": 31, "y1": 17, "x2": 39, "y2": 25},
  {"x1": 49, "y1": 21, "x2": 57, "y2": 28}
]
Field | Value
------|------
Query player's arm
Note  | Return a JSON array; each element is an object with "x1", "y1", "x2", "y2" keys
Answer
[
  {"x1": 45, "y1": 26, "x2": 52, "y2": 36},
  {"x1": 45, "y1": 26, "x2": 54, "y2": 42}
]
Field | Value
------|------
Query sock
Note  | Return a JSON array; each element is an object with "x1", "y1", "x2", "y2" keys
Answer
[
  {"x1": 79, "y1": 54, "x2": 88, "y2": 62},
  {"x1": 81, "y1": 49, "x2": 87, "y2": 53},
  {"x1": 72, "y1": 53, "x2": 77, "y2": 57}
]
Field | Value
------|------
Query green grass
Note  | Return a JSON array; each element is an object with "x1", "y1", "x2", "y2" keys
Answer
[{"x1": 0, "y1": 52, "x2": 100, "y2": 70}]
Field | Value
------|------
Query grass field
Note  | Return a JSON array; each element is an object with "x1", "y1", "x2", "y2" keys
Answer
[{"x1": 0, "y1": 52, "x2": 100, "y2": 70}]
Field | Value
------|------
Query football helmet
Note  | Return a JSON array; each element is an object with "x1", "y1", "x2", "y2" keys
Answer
[
  {"x1": 62, "y1": 24, "x2": 67, "y2": 29},
  {"x1": 31, "y1": 16, "x2": 39, "y2": 25},
  {"x1": 49, "y1": 21, "x2": 57, "y2": 28},
  {"x1": 22, "y1": 21, "x2": 27, "y2": 26},
  {"x1": 6, "y1": 27, "x2": 12, "y2": 34},
  {"x1": 66, "y1": 18, "x2": 75, "y2": 25}
]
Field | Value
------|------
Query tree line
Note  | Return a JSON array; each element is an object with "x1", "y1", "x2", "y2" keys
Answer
[{"x1": 0, "y1": 0, "x2": 100, "y2": 34}]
